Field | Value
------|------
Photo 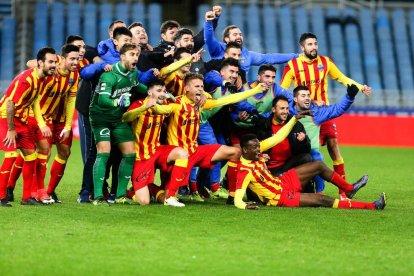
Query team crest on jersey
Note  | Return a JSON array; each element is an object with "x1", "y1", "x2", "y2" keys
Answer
[
  {"x1": 317, "y1": 64, "x2": 324, "y2": 71},
  {"x1": 68, "y1": 78, "x2": 75, "y2": 84}
]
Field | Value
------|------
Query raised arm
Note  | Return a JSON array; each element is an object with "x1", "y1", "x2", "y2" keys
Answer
[
  {"x1": 250, "y1": 51, "x2": 299, "y2": 67},
  {"x1": 260, "y1": 117, "x2": 297, "y2": 152},
  {"x1": 204, "y1": 13, "x2": 225, "y2": 59}
]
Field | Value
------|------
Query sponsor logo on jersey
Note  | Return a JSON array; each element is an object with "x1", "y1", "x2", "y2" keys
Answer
[{"x1": 99, "y1": 128, "x2": 110, "y2": 137}]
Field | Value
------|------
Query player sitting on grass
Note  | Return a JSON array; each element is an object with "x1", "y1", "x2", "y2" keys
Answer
[{"x1": 234, "y1": 115, "x2": 386, "y2": 210}]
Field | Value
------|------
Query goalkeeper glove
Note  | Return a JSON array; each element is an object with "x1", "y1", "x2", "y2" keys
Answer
[
  {"x1": 347, "y1": 84, "x2": 359, "y2": 98},
  {"x1": 222, "y1": 81, "x2": 238, "y2": 93},
  {"x1": 115, "y1": 93, "x2": 131, "y2": 108}
]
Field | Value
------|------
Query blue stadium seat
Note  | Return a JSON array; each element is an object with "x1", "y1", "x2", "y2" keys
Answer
[
  {"x1": 131, "y1": 2, "x2": 145, "y2": 25},
  {"x1": 376, "y1": 8, "x2": 399, "y2": 97},
  {"x1": 409, "y1": 10, "x2": 414, "y2": 61},
  {"x1": 343, "y1": 8, "x2": 366, "y2": 107},
  {"x1": 67, "y1": 2, "x2": 80, "y2": 36},
  {"x1": 50, "y1": 2, "x2": 65, "y2": 50},
  {"x1": 279, "y1": 6, "x2": 295, "y2": 53},
  {"x1": 115, "y1": 3, "x2": 129, "y2": 25},
  {"x1": 99, "y1": 3, "x2": 113, "y2": 43},
  {"x1": 391, "y1": 9, "x2": 414, "y2": 93},
  {"x1": 229, "y1": 5, "x2": 244, "y2": 32},
  {"x1": 294, "y1": 6, "x2": 309, "y2": 40},
  {"x1": 326, "y1": 8, "x2": 346, "y2": 94},
  {"x1": 82, "y1": 2, "x2": 97, "y2": 46},
  {"x1": 262, "y1": 5, "x2": 278, "y2": 53},
  {"x1": 33, "y1": 1, "x2": 48, "y2": 56},
  {"x1": 147, "y1": 3, "x2": 161, "y2": 46},
  {"x1": 310, "y1": 7, "x2": 327, "y2": 55},
  {"x1": 0, "y1": 16, "x2": 15, "y2": 80},
  {"x1": 246, "y1": 4, "x2": 262, "y2": 80},
  {"x1": 197, "y1": 4, "x2": 210, "y2": 30}
]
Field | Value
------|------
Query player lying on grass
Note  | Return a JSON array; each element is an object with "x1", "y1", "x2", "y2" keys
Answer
[{"x1": 234, "y1": 114, "x2": 386, "y2": 210}]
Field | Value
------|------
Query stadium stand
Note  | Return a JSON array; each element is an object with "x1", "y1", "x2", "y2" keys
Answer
[
  {"x1": 0, "y1": 16, "x2": 14, "y2": 81},
  {"x1": 1, "y1": 1, "x2": 414, "y2": 110}
]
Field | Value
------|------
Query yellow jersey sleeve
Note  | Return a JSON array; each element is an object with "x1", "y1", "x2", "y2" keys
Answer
[{"x1": 260, "y1": 117, "x2": 297, "y2": 152}]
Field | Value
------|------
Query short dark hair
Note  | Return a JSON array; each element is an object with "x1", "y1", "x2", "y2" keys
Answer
[
  {"x1": 61, "y1": 44, "x2": 79, "y2": 58},
  {"x1": 225, "y1": 41, "x2": 241, "y2": 51},
  {"x1": 184, "y1": 72, "x2": 203, "y2": 85},
  {"x1": 272, "y1": 95, "x2": 289, "y2": 107},
  {"x1": 173, "y1": 28, "x2": 193, "y2": 42},
  {"x1": 160, "y1": 20, "x2": 180, "y2": 35},
  {"x1": 113, "y1": 27, "x2": 132, "y2": 40},
  {"x1": 120, "y1": 43, "x2": 139, "y2": 55},
  {"x1": 258, "y1": 64, "x2": 276, "y2": 75},
  {"x1": 147, "y1": 79, "x2": 165, "y2": 90},
  {"x1": 36, "y1": 47, "x2": 56, "y2": 62},
  {"x1": 128, "y1": 21, "x2": 144, "y2": 30},
  {"x1": 173, "y1": 47, "x2": 191, "y2": 60},
  {"x1": 66, "y1": 35, "x2": 84, "y2": 44},
  {"x1": 222, "y1": 25, "x2": 239, "y2": 42},
  {"x1": 220, "y1": 58, "x2": 240, "y2": 71},
  {"x1": 240, "y1": 133, "x2": 258, "y2": 149},
  {"x1": 293, "y1": 85, "x2": 309, "y2": 97},
  {"x1": 299, "y1": 32, "x2": 317, "y2": 46},
  {"x1": 109, "y1": 20, "x2": 125, "y2": 32}
]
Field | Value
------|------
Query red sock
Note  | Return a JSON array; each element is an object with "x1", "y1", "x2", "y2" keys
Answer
[
  {"x1": 227, "y1": 159, "x2": 239, "y2": 197},
  {"x1": 47, "y1": 156, "x2": 67, "y2": 194},
  {"x1": 329, "y1": 172, "x2": 353, "y2": 193},
  {"x1": 22, "y1": 153, "x2": 37, "y2": 200},
  {"x1": 7, "y1": 153, "x2": 23, "y2": 189},
  {"x1": 210, "y1": 182, "x2": 220, "y2": 193},
  {"x1": 189, "y1": 181, "x2": 198, "y2": 193},
  {"x1": 0, "y1": 153, "x2": 17, "y2": 199},
  {"x1": 36, "y1": 153, "x2": 48, "y2": 190},
  {"x1": 166, "y1": 158, "x2": 188, "y2": 198},
  {"x1": 334, "y1": 199, "x2": 375, "y2": 209},
  {"x1": 333, "y1": 160, "x2": 346, "y2": 179}
]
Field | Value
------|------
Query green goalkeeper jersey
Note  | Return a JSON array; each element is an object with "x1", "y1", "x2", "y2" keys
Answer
[{"x1": 89, "y1": 62, "x2": 147, "y2": 123}]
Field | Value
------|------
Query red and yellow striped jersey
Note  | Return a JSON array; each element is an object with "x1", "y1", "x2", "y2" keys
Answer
[
  {"x1": 0, "y1": 68, "x2": 50, "y2": 123},
  {"x1": 77, "y1": 58, "x2": 89, "y2": 71},
  {"x1": 127, "y1": 99, "x2": 166, "y2": 161},
  {"x1": 236, "y1": 157, "x2": 283, "y2": 205},
  {"x1": 280, "y1": 54, "x2": 363, "y2": 105},
  {"x1": 39, "y1": 68, "x2": 79, "y2": 123},
  {"x1": 164, "y1": 71, "x2": 186, "y2": 97}
]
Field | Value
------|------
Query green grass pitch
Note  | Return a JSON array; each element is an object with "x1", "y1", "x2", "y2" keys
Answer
[{"x1": 1, "y1": 141, "x2": 414, "y2": 275}]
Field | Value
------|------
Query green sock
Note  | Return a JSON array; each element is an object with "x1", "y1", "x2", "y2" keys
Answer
[
  {"x1": 116, "y1": 153, "x2": 136, "y2": 198},
  {"x1": 93, "y1": 152, "x2": 110, "y2": 199}
]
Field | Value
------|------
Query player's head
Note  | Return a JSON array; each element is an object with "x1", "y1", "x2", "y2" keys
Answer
[
  {"x1": 36, "y1": 47, "x2": 57, "y2": 76},
  {"x1": 220, "y1": 58, "x2": 240, "y2": 84},
  {"x1": 113, "y1": 27, "x2": 133, "y2": 51},
  {"x1": 61, "y1": 44, "x2": 80, "y2": 72},
  {"x1": 257, "y1": 64, "x2": 276, "y2": 87},
  {"x1": 224, "y1": 42, "x2": 242, "y2": 60},
  {"x1": 174, "y1": 28, "x2": 194, "y2": 52},
  {"x1": 108, "y1": 20, "x2": 126, "y2": 38},
  {"x1": 222, "y1": 25, "x2": 243, "y2": 46},
  {"x1": 120, "y1": 43, "x2": 140, "y2": 71},
  {"x1": 293, "y1": 85, "x2": 311, "y2": 111},
  {"x1": 184, "y1": 73, "x2": 204, "y2": 103},
  {"x1": 66, "y1": 35, "x2": 86, "y2": 61},
  {"x1": 160, "y1": 20, "x2": 180, "y2": 42},
  {"x1": 128, "y1": 22, "x2": 148, "y2": 47},
  {"x1": 174, "y1": 47, "x2": 192, "y2": 74},
  {"x1": 240, "y1": 133, "x2": 261, "y2": 161},
  {"x1": 272, "y1": 95, "x2": 290, "y2": 123},
  {"x1": 147, "y1": 79, "x2": 167, "y2": 104},
  {"x1": 299, "y1": 32, "x2": 318, "y2": 59}
]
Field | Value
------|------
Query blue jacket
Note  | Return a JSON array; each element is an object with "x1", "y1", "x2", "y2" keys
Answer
[
  {"x1": 289, "y1": 93, "x2": 355, "y2": 125},
  {"x1": 204, "y1": 21, "x2": 299, "y2": 72}
]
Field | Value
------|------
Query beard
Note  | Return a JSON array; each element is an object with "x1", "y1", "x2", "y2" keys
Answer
[{"x1": 304, "y1": 50, "x2": 317, "y2": 60}]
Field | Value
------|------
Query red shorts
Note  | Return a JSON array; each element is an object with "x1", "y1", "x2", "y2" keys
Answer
[
  {"x1": 277, "y1": 169, "x2": 303, "y2": 207},
  {"x1": 188, "y1": 144, "x2": 222, "y2": 170},
  {"x1": 27, "y1": 117, "x2": 45, "y2": 142},
  {"x1": 36, "y1": 121, "x2": 73, "y2": 147},
  {"x1": 0, "y1": 118, "x2": 36, "y2": 151},
  {"x1": 319, "y1": 120, "x2": 338, "y2": 146},
  {"x1": 132, "y1": 145, "x2": 175, "y2": 191}
]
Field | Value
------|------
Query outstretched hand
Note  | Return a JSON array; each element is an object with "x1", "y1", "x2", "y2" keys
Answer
[{"x1": 294, "y1": 110, "x2": 313, "y2": 119}]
